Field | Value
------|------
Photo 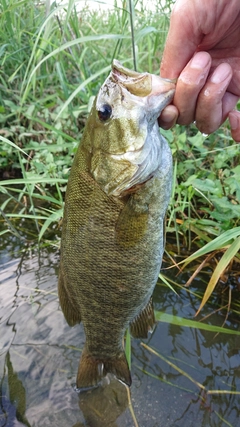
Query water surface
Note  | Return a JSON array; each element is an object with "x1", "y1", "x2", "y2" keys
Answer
[{"x1": 1, "y1": 234, "x2": 240, "y2": 427}]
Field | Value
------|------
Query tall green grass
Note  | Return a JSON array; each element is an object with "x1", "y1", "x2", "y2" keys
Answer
[
  {"x1": 0, "y1": 0, "x2": 239, "y2": 310},
  {"x1": 0, "y1": 0, "x2": 173, "y2": 242}
]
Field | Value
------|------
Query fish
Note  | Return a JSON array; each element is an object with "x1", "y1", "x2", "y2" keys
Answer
[{"x1": 58, "y1": 59, "x2": 175, "y2": 390}]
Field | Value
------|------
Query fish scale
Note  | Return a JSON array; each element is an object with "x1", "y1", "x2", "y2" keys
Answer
[{"x1": 58, "y1": 60, "x2": 175, "y2": 390}]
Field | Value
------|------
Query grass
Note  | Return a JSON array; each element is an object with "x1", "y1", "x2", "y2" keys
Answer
[{"x1": 0, "y1": 0, "x2": 239, "y2": 311}]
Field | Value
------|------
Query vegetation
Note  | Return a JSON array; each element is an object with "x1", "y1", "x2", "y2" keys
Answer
[{"x1": 0, "y1": 0, "x2": 239, "y2": 309}]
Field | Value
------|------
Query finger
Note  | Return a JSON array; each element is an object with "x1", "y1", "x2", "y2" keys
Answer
[
  {"x1": 222, "y1": 92, "x2": 239, "y2": 121},
  {"x1": 197, "y1": 91, "x2": 238, "y2": 133},
  {"x1": 174, "y1": 52, "x2": 212, "y2": 125},
  {"x1": 195, "y1": 63, "x2": 234, "y2": 134},
  {"x1": 158, "y1": 105, "x2": 178, "y2": 129},
  {"x1": 229, "y1": 110, "x2": 240, "y2": 142},
  {"x1": 208, "y1": 48, "x2": 240, "y2": 97},
  {"x1": 160, "y1": 2, "x2": 202, "y2": 79}
]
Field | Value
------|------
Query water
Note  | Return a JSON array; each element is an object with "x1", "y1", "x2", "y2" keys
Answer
[{"x1": 1, "y1": 232, "x2": 240, "y2": 427}]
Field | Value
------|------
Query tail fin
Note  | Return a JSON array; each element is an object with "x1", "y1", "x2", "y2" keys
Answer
[{"x1": 76, "y1": 347, "x2": 131, "y2": 390}]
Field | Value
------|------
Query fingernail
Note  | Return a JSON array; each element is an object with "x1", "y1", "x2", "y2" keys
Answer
[
  {"x1": 190, "y1": 52, "x2": 210, "y2": 70},
  {"x1": 210, "y1": 63, "x2": 232, "y2": 84},
  {"x1": 229, "y1": 111, "x2": 239, "y2": 130}
]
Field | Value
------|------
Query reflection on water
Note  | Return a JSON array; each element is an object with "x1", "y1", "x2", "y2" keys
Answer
[
  {"x1": 1, "y1": 236, "x2": 240, "y2": 426},
  {"x1": 77, "y1": 377, "x2": 129, "y2": 427}
]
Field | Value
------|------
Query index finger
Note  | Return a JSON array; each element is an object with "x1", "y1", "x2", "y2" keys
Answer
[{"x1": 160, "y1": 2, "x2": 203, "y2": 79}]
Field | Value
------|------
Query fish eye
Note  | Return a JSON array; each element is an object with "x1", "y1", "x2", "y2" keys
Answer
[{"x1": 97, "y1": 104, "x2": 112, "y2": 121}]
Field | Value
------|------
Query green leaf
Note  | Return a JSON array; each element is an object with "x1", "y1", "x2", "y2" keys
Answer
[
  {"x1": 212, "y1": 196, "x2": 240, "y2": 219},
  {"x1": 192, "y1": 178, "x2": 223, "y2": 197}
]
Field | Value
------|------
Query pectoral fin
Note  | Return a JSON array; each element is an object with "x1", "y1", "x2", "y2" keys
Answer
[
  {"x1": 130, "y1": 298, "x2": 155, "y2": 338},
  {"x1": 115, "y1": 197, "x2": 148, "y2": 247},
  {"x1": 58, "y1": 265, "x2": 82, "y2": 326}
]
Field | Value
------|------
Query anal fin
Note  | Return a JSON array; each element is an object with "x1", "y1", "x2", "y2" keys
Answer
[
  {"x1": 58, "y1": 265, "x2": 81, "y2": 326},
  {"x1": 130, "y1": 297, "x2": 155, "y2": 339},
  {"x1": 76, "y1": 347, "x2": 131, "y2": 390}
]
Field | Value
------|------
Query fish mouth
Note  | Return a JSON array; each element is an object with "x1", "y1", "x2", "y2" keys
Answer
[{"x1": 111, "y1": 59, "x2": 176, "y2": 99}]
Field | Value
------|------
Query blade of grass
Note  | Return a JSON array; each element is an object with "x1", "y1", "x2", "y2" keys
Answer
[
  {"x1": 23, "y1": 117, "x2": 76, "y2": 142},
  {"x1": 0, "y1": 229, "x2": 10, "y2": 237},
  {"x1": 0, "y1": 208, "x2": 25, "y2": 240},
  {"x1": 181, "y1": 227, "x2": 240, "y2": 267},
  {"x1": 18, "y1": 152, "x2": 39, "y2": 233},
  {"x1": 126, "y1": 385, "x2": 139, "y2": 427},
  {"x1": 5, "y1": 214, "x2": 49, "y2": 220},
  {"x1": 141, "y1": 343, "x2": 205, "y2": 390},
  {"x1": 214, "y1": 412, "x2": 234, "y2": 427},
  {"x1": 0, "y1": 178, "x2": 67, "y2": 186},
  {"x1": 159, "y1": 273, "x2": 179, "y2": 295},
  {"x1": 0, "y1": 135, "x2": 28, "y2": 156},
  {"x1": 208, "y1": 390, "x2": 240, "y2": 395},
  {"x1": 196, "y1": 237, "x2": 240, "y2": 315},
  {"x1": 19, "y1": 286, "x2": 58, "y2": 296},
  {"x1": 1, "y1": 190, "x2": 63, "y2": 206},
  {"x1": 38, "y1": 209, "x2": 63, "y2": 241},
  {"x1": 128, "y1": 0, "x2": 137, "y2": 71},
  {"x1": 125, "y1": 328, "x2": 131, "y2": 370},
  {"x1": 20, "y1": 3, "x2": 71, "y2": 102},
  {"x1": 135, "y1": 365, "x2": 201, "y2": 396},
  {"x1": 154, "y1": 311, "x2": 240, "y2": 336}
]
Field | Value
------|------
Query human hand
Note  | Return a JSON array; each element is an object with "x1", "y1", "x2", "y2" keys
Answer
[{"x1": 159, "y1": 0, "x2": 240, "y2": 142}]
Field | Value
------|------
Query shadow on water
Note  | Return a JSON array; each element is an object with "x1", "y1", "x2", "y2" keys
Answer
[{"x1": 1, "y1": 231, "x2": 240, "y2": 426}]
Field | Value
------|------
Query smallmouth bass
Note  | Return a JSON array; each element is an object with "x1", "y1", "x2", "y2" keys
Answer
[{"x1": 58, "y1": 60, "x2": 175, "y2": 390}]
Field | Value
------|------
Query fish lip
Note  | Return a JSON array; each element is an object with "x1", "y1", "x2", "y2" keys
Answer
[
  {"x1": 112, "y1": 59, "x2": 143, "y2": 79},
  {"x1": 111, "y1": 59, "x2": 176, "y2": 99}
]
